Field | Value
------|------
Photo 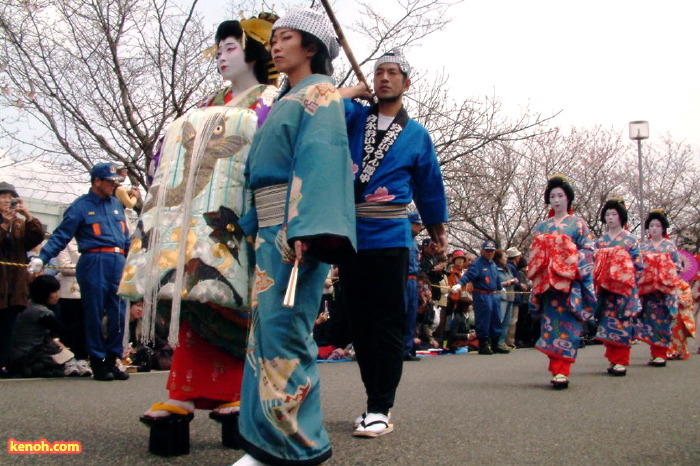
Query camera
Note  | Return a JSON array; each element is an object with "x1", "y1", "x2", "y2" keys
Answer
[{"x1": 10, "y1": 198, "x2": 20, "y2": 208}]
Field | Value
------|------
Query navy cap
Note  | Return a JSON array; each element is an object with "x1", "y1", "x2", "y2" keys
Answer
[
  {"x1": 90, "y1": 163, "x2": 122, "y2": 181},
  {"x1": 408, "y1": 211, "x2": 422, "y2": 224},
  {"x1": 481, "y1": 240, "x2": 496, "y2": 250}
]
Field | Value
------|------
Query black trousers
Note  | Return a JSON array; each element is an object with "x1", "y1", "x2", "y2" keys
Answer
[
  {"x1": 58, "y1": 298, "x2": 88, "y2": 360},
  {"x1": 340, "y1": 248, "x2": 408, "y2": 415}
]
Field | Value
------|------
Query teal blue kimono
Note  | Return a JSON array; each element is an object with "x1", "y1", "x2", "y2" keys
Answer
[{"x1": 237, "y1": 74, "x2": 356, "y2": 465}]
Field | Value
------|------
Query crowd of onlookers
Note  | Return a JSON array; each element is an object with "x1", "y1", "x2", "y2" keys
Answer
[
  {"x1": 313, "y1": 240, "x2": 548, "y2": 360},
  {"x1": 0, "y1": 178, "x2": 171, "y2": 380}
]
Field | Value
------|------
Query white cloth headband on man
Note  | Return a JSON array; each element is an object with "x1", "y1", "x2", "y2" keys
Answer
[{"x1": 374, "y1": 48, "x2": 411, "y2": 78}]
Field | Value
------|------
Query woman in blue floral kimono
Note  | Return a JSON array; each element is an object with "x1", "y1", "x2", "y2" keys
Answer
[
  {"x1": 528, "y1": 175, "x2": 596, "y2": 389},
  {"x1": 636, "y1": 209, "x2": 680, "y2": 367},
  {"x1": 593, "y1": 198, "x2": 643, "y2": 376},
  {"x1": 234, "y1": 8, "x2": 356, "y2": 466}
]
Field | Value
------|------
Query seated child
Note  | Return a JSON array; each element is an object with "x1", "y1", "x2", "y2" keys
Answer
[{"x1": 9, "y1": 275, "x2": 66, "y2": 377}]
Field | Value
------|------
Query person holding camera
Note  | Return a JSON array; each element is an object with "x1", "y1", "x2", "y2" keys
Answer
[{"x1": 0, "y1": 181, "x2": 44, "y2": 377}]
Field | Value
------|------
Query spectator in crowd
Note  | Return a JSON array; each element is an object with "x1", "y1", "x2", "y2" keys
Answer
[
  {"x1": 0, "y1": 181, "x2": 44, "y2": 378},
  {"x1": 447, "y1": 250, "x2": 472, "y2": 316},
  {"x1": 415, "y1": 274, "x2": 440, "y2": 349},
  {"x1": 28, "y1": 163, "x2": 131, "y2": 382},
  {"x1": 452, "y1": 240, "x2": 509, "y2": 355},
  {"x1": 495, "y1": 249, "x2": 518, "y2": 352},
  {"x1": 113, "y1": 166, "x2": 141, "y2": 212},
  {"x1": 420, "y1": 239, "x2": 447, "y2": 302},
  {"x1": 505, "y1": 247, "x2": 527, "y2": 349},
  {"x1": 8, "y1": 275, "x2": 66, "y2": 378},
  {"x1": 55, "y1": 238, "x2": 91, "y2": 376},
  {"x1": 404, "y1": 211, "x2": 423, "y2": 361},
  {"x1": 124, "y1": 300, "x2": 172, "y2": 372},
  {"x1": 445, "y1": 251, "x2": 474, "y2": 350}
]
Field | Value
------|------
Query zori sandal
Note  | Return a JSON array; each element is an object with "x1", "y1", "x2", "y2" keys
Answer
[{"x1": 353, "y1": 413, "x2": 394, "y2": 438}]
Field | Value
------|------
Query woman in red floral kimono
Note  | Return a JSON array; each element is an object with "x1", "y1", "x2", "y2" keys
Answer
[
  {"x1": 528, "y1": 175, "x2": 597, "y2": 389},
  {"x1": 636, "y1": 209, "x2": 680, "y2": 366},
  {"x1": 593, "y1": 198, "x2": 643, "y2": 376}
]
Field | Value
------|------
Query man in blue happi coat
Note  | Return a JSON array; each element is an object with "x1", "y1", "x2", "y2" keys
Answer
[{"x1": 340, "y1": 48, "x2": 448, "y2": 438}]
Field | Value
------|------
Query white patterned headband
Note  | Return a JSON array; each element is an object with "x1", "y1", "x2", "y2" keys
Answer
[
  {"x1": 374, "y1": 48, "x2": 411, "y2": 78},
  {"x1": 272, "y1": 8, "x2": 339, "y2": 60}
]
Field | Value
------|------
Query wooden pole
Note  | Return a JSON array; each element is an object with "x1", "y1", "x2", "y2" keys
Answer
[{"x1": 319, "y1": 0, "x2": 371, "y2": 92}]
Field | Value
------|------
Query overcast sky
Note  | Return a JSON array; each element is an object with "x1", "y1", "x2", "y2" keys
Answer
[{"x1": 199, "y1": 0, "x2": 700, "y2": 147}]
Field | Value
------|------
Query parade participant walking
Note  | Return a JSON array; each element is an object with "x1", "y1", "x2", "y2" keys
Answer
[
  {"x1": 636, "y1": 209, "x2": 679, "y2": 367},
  {"x1": 340, "y1": 48, "x2": 448, "y2": 438},
  {"x1": 452, "y1": 241, "x2": 508, "y2": 355},
  {"x1": 122, "y1": 15, "x2": 279, "y2": 453},
  {"x1": 1, "y1": 182, "x2": 44, "y2": 377},
  {"x1": 527, "y1": 175, "x2": 596, "y2": 389},
  {"x1": 593, "y1": 198, "x2": 643, "y2": 376},
  {"x1": 28, "y1": 163, "x2": 131, "y2": 382},
  {"x1": 234, "y1": 8, "x2": 356, "y2": 466}
]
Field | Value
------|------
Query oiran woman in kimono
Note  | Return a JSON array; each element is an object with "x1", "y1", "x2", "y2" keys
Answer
[
  {"x1": 636, "y1": 209, "x2": 681, "y2": 365},
  {"x1": 593, "y1": 198, "x2": 643, "y2": 376},
  {"x1": 528, "y1": 174, "x2": 596, "y2": 390},
  {"x1": 120, "y1": 14, "x2": 279, "y2": 452},
  {"x1": 233, "y1": 8, "x2": 356, "y2": 466}
]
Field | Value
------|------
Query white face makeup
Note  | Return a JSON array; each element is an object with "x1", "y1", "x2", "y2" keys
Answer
[
  {"x1": 605, "y1": 209, "x2": 621, "y2": 229},
  {"x1": 549, "y1": 187, "x2": 568, "y2": 215},
  {"x1": 648, "y1": 219, "x2": 664, "y2": 239},
  {"x1": 217, "y1": 37, "x2": 250, "y2": 83}
]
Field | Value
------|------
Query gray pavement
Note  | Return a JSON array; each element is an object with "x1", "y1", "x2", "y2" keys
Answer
[{"x1": 1, "y1": 342, "x2": 698, "y2": 465}]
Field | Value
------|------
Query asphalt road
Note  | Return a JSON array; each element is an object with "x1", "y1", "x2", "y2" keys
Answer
[{"x1": 1, "y1": 342, "x2": 698, "y2": 465}]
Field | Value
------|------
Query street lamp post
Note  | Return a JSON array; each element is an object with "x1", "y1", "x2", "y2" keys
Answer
[{"x1": 629, "y1": 120, "x2": 649, "y2": 239}]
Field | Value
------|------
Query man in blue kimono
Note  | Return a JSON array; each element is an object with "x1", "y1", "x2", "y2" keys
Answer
[
  {"x1": 451, "y1": 240, "x2": 509, "y2": 355},
  {"x1": 28, "y1": 163, "x2": 130, "y2": 381},
  {"x1": 340, "y1": 48, "x2": 448, "y2": 438}
]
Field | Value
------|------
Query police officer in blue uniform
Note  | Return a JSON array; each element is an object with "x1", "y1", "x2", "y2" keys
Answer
[
  {"x1": 28, "y1": 163, "x2": 131, "y2": 381},
  {"x1": 452, "y1": 240, "x2": 509, "y2": 355}
]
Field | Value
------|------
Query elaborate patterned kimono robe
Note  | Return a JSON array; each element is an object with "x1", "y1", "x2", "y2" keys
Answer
[
  {"x1": 668, "y1": 280, "x2": 696, "y2": 359},
  {"x1": 529, "y1": 215, "x2": 596, "y2": 362},
  {"x1": 237, "y1": 74, "x2": 356, "y2": 465},
  {"x1": 636, "y1": 239, "x2": 679, "y2": 349},
  {"x1": 118, "y1": 84, "x2": 276, "y2": 406},
  {"x1": 594, "y1": 231, "x2": 643, "y2": 347}
]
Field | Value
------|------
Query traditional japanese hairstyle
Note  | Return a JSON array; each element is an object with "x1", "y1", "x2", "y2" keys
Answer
[
  {"x1": 213, "y1": 12, "x2": 279, "y2": 85},
  {"x1": 544, "y1": 173, "x2": 575, "y2": 213},
  {"x1": 600, "y1": 197, "x2": 628, "y2": 229},
  {"x1": 645, "y1": 208, "x2": 670, "y2": 236}
]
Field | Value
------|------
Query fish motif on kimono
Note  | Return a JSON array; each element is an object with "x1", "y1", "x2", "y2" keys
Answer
[{"x1": 143, "y1": 118, "x2": 250, "y2": 212}]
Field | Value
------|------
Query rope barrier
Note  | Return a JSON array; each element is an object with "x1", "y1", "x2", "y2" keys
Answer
[{"x1": 0, "y1": 260, "x2": 75, "y2": 270}]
